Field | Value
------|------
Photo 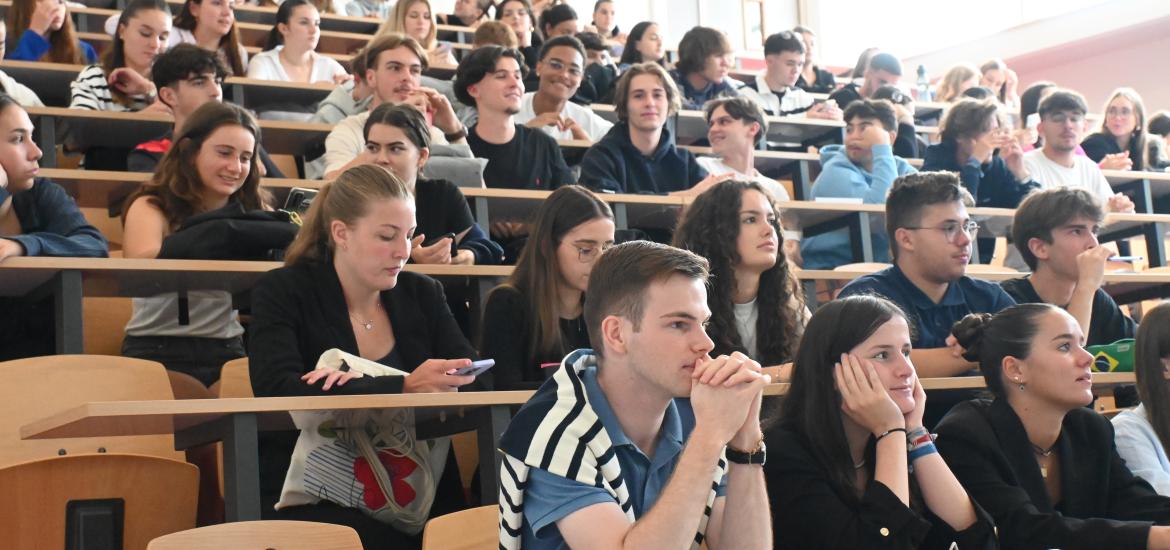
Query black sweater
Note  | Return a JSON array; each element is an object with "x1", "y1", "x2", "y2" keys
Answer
[
  {"x1": 1082, "y1": 132, "x2": 1146, "y2": 171},
  {"x1": 765, "y1": 423, "x2": 997, "y2": 549},
  {"x1": 936, "y1": 398, "x2": 1170, "y2": 550},
  {"x1": 479, "y1": 285, "x2": 590, "y2": 390}
]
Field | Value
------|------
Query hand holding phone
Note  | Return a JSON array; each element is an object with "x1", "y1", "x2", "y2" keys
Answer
[{"x1": 451, "y1": 359, "x2": 495, "y2": 377}]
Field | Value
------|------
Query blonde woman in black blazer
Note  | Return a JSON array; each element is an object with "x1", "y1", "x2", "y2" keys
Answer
[
  {"x1": 247, "y1": 165, "x2": 488, "y2": 549},
  {"x1": 938, "y1": 304, "x2": 1170, "y2": 550}
]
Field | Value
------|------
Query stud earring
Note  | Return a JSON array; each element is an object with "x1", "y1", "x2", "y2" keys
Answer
[{"x1": 1015, "y1": 378, "x2": 1025, "y2": 391}]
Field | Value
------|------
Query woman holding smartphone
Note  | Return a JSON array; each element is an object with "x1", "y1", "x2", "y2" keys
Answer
[{"x1": 249, "y1": 163, "x2": 488, "y2": 547}]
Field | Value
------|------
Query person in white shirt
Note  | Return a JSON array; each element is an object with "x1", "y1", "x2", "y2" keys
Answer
[
  {"x1": 1023, "y1": 88, "x2": 1135, "y2": 213},
  {"x1": 698, "y1": 96, "x2": 789, "y2": 201},
  {"x1": 322, "y1": 34, "x2": 467, "y2": 180},
  {"x1": 1113, "y1": 302, "x2": 1170, "y2": 497},
  {"x1": 513, "y1": 35, "x2": 612, "y2": 142},
  {"x1": 737, "y1": 31, "x2": 840, "y2": 120},
  {"x1": 246, "y1": 0, "x2": 347, "y2": 85}
]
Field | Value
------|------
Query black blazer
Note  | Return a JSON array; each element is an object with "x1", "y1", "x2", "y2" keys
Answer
[
  {"x1": 765, "y1": 423, "x2": 997, "y2": 549},
  {"x1": 248, "y1": 259, "x2": 486, "y2": 398},
  {"x1": 935, "y1": 398, "x2": 1170, "y2": 550}
]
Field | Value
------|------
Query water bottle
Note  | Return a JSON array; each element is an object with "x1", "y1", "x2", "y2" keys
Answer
[{"x1": 916, "y1": 65, "x2": 932, "y2": 102}]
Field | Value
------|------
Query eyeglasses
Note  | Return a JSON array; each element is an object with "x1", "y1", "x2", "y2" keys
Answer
[
  {"x1": 904, "y1": 221, "x2": 979, "y2": 243},
  {"x1": 573, "y1": 243, "x2": 613, "y2": 263}
]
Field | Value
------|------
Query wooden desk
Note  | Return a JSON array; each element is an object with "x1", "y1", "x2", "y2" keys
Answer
[
  {"x1": 223, "y1": 77, "x2": 335, "y2": 112},
  {"x1": 22, "y1": 372, "x2": 1135, "y2": 521},
  {"x1": 589, "y1": 104, "x2": 845, "y2": 148},
  {"x1": 1105, "y1": 169, "x2": 1170, "y2": 214},
  {"x1": 0, "y1": 257, "x2": 511, "y2": 354},
  {"x1": 459, "y1": 186, "x2": 686, "y2": 231},
  {"x1": 27, "y1": 107, "x2": 331, "y2": 166}
]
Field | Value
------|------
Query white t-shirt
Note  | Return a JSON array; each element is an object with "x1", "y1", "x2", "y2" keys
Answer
[
  {"x1": 733, "y1": 299, "x2": 759, "y2": 359},
  {"x1": 245, "y1": 47, "x2": 346, "y2": 83},
  {"x1": 696, "y1": 156, "x2": 790, "y2": 201},
  {"x1": 513, "y1": 92, "x2": 613, "y2": 142},
  {"x1": 1023, "y1": 149, "x2": 1113, "y2": 203}
]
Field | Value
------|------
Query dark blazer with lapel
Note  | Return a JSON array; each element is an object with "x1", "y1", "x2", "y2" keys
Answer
[
  {"x1": 935, "y1": 398, "x2": 1170, "y2": 550},
  {"x1": 248, "y1": 259, "x2": 485, "y2": 397}
]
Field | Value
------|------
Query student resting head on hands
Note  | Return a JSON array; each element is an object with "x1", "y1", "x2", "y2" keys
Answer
[
  {"x1": 673, "y1": 180, "x2": 806, "y2": 379},
  {"x1": 765, "y1": 294, "x2": 991, "y2": 549},
  {"x1": 935, "y1": 304, "x2": 1170, "y2": 550},
  {"x1": 481, "y1": 185, "x2": 614, "y2": 390},
  {"x1": 6, "y1": 0, "x2": 97, "y2": 64}
]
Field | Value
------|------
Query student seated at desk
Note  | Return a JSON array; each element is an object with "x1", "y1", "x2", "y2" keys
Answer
[
  {"x1": 937, "y1": 304, "x2": 1170, "y2": 550},
  {"x1": 70, "y1": 0, "x2": 170, "y2": 113},
  {"x1": 129, "y1": 44, "x2": 284, "y2": 177},
  {"x1": 308, "y1": 45, "x2": 373, "y2": 126},
  {"x1": 514, "y1": 35, "x2": 612, "y2": 142},
  {"x1": 69, "y1": 0, "x2": 171, "y2": 170},
  {"x1": 1148, "y1": 111, "x2": 1170, "y2": 171},
  {"x1": 495, "y1": 0, "x2": 540, "y2": 71},
  {"x1": 453, "y1": 45, "x2": 572, "y2": 190},
  {"x1": 5, "y1": 0, "x2": 97, "y2": 64},
  {"x1": 1114, "y1": 303, "x2": 1170, "y2": 497},
  {"x1": 799, "y1": 99, "x2": 916, "y2": 269},
  {"x1": 838, "y1": 172, "x2": 1015, "y2": 426},
  {"x1": 737, "y1": 31, "x2": 840, "y2": 120},
  {"x1": 669, "y1": 26, "x2": 739, "y2": 111},
  {"x1": 0, "y1": 93, "x2": 108, "y2": 360},
  {"x1": 765, "y1": 295, "x2": 993, "y2": 549},
  {"x1": 359, "y1": 102, "x2": 501, "y2": 265},
  {"x1": 246, "y1": 0, "x2": 348, "y2": 86},
  {"x1": 617, "y1": 21, "x2": 665, "y2": 69},
  {"x1": 322, "y1": 34, "x2": 467, "y2": 180},
  {"x1": 934, "y1": 63, "x2": 980, "y2": 104},
  {"x1": 673, "y1": 180, "x2": 807, "y2": 380},
  {"x1": 0, "y1": 21, "x2": 43, "y2": 107},
  {"x1": 480, "y1": 186, "x2": 613, "y2": 390},
  {"x1": 792, "y1": 25, "x2": 835, "y2": 94},
  {"x1": 1024, "y1": 89, "x2": 1135, "y2": 214},
  {"x1": 587, "y1": 0, "x2": 624, "y2": 43},
  {"x1": 497, "y1": 241, "x2": 771, "y2": 550},
  {"x1": 699, "y1": 96, "x2": 789, "y2": 201},
  {"x1": 346, "y1": 0, "x2": 394, "y2": 20},
  {"x1": 979, "y1": 58, "x2": 1020, "y2": 111},
  {"x1": 537, "y1": 4, "x2": 577, "y2": 40},
  {"x1": 120, "y1": 102, "x2": 266, "y2": 386},
  {"x1": 922, "y1": 97, "x2": 1038, "y2": 263},
  {"x1": 170, "y1": 0, "x2": 249, "y2": 76},
  {"x1": 829, "y1": 52, "x2": 919, "y2": 159},
  {"x1": 249, "y1": 164, "x2": 486, "y2": 549},
  {"x1": 378, "y1": 0, "x2": 457, "y2": 68},
  {"x1": 1001, "y1": 188, "x2": 1135, "y2": 346},
  {"x1": 579, "y1": 62, "x2": 726, "y2": 195},
  {"x1": 1082, "y1": 88, "x2": 1149, "y2": 172}
]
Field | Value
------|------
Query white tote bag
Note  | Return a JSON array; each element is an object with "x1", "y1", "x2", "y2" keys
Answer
[{"x1": 275, "y1": 349, "x2": 450, "y2": 535}]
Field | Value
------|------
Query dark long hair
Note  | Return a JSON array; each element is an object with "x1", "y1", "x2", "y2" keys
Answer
[
  {"x1": 951, "y1": 303, "x2": 1059, "y2": 397},
  {"x1": 672, "y1": 180, "x2": 803, "y2": 365},
  {"x1": 103, "y1": 0, "x2": 171, "y2": 107},
  {"x1": 264, "y1": 0, "x2": 313, "y2": 51},
  {"x1": 488, "y1": 185, "x2": 613, "y2": 362},
  {"x1": 173, "y1": 0, "x2": 246, "y2": 76},
  {"x1": 7, "y1": 0, "x2": 87, "y2": 64},
  {"x1": 776, "y1": 295, "x2": 910, "y2": 501},
  {"x1": 1135, "y1": 303, "x2": 1170, "y2": 454},
  {"x1": 122, "y1": 102, "x2": 265, "y2": 230},
  {"x1": 618, "y1": 21, "x2": 659, "y2": 66}
]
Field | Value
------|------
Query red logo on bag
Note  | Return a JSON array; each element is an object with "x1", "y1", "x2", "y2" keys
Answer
[{"x1": 353, "y1": 450, "x2": 419, "y2": 508}]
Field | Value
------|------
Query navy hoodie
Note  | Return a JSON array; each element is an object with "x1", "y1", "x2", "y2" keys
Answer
[
  {"x1": 0, "y1": 179, "x2": 108, "y2": 257},
  {"x1": 922, "y1": 139, "x2": 1039, "y2": 209},
  {"x1": 579, "y1": 122, "x2": 708, "y2": 194}
]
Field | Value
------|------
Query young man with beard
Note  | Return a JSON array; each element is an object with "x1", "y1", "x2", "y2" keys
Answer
[{"x1": 322, "y1": 34, "x2": 468, "y2": 180}]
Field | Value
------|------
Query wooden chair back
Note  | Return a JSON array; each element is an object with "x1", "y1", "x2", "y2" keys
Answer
[
  {"x1": 217, "y1": 357, "x2": 254, "y2": 398},
  {"x1": 0, "y1": 354, "x2": 182, "y2": 466},
  {"x1": 0, "y1": 453, "x2": 198, "y2": 550},
  {"x1": 147, "y1": 520, "x2": 362, "y2": 550},
  {"x1": 421, "y1": 505, "x2": 498, "y2": 550}
]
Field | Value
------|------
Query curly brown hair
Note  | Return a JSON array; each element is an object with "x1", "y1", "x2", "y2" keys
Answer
[{"x1": 672, "y1": 180, "x2": 804, "y2": 365}]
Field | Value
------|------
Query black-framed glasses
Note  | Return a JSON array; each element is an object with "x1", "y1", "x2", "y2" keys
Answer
[{"x1": 904, "y1": 221, "x2": 979, "y2": 243}]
